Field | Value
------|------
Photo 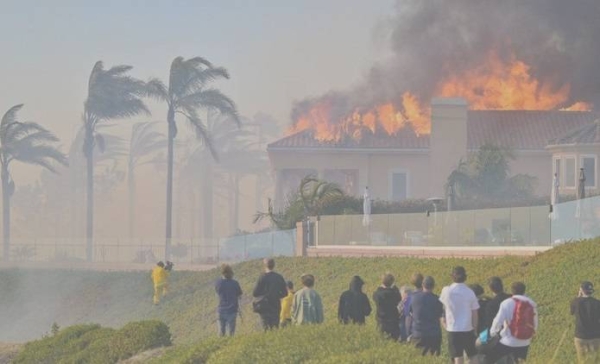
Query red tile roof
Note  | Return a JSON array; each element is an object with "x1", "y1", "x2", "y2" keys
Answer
[{"x1": 268, "y1": 110, "x2": 599, "y2": 151}]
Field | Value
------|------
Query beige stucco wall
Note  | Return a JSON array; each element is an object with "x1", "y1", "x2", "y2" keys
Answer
[
  {"x1": 268, "y1": 150, "x2": 432, "y2": 204},
  {"x1": 429, "y1": 98, "x2": 468, "y2": 198}
]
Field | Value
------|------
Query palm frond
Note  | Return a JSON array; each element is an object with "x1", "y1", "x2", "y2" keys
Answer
[
  {"x1": 178, "y1": 89, "x2": 239, "y2": 125},
  {"x1": 145, "y1": 78, "x2": 169, "y2": 101},
  {"x1": 12, "y1": 144, "x2": 68, "y2": 173},
  {"x1": 84, "y1": 62, "x2": 150, "y2": 122}
]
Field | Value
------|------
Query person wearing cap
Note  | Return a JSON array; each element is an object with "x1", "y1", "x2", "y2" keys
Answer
[
  {"x1": 571, "y1": 281, "x2": 600, "y2": 362},
  {"x1": 439, "y1": 266, "x2": 480, "y2": 364}
]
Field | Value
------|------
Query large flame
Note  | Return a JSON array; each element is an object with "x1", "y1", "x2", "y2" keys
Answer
[{"x1": 291, "y1": 50, "x2": 592, "y2": 142}]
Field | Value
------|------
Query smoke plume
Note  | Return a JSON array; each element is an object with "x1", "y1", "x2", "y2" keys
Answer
[{"x1": 291, "y1": 0, "x2": 600, "y2": 127}]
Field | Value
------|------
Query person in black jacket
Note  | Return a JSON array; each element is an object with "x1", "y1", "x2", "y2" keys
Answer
[
  {"x1": 338, "y1": 275, "x2": 372, "y2": 324},
  {"x1": 483, "y1": 277, "x2": 511, "y2": 331},
  {"x1": 373, "y1": 273, "x2": 402, "y2": 340},
  {"x1": 252, "y1": 258, "x2": 288, "y2": 330}
]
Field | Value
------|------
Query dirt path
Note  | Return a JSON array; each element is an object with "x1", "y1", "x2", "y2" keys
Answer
[{"x1": 0, "y1": 343, "x2": 22, "y2": 364}]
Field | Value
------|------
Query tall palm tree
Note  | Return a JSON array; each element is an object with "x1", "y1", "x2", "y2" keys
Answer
[
  {"x1": 127, "y1": 121, "x2": 166, "y2": 240},
  {"x1": 0, "y1": 104, "x2": 67, "y2": 260},
  {"x1": 82, "y1": 61, "x2": 148, "y2": 261},
  {"x1": 146, "y1": 56, "x2": 239, "y2": 258}
]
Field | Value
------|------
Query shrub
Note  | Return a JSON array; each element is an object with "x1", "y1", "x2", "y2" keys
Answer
[{"x1": 13, "y1": 321, "x2": 171, "y2": 364}]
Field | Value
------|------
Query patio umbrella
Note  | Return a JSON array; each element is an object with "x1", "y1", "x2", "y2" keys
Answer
[
  {"x1": 549, "y1": 173, "x2": 560, "y2": 220},
  {"x1": 575, "y1": 168, "x2": 586, "y2": 219},
  {"x1": 362, "y1": 186, "x2": 371, "y2": 227}
]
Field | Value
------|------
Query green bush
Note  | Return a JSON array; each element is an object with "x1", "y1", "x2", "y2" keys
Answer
[
  {"x1": 13, "y1": 321, "x2": 171, "y2": 364},
  {"x1": 109, "y1": 320, "x2": 171, "y2": 361}
]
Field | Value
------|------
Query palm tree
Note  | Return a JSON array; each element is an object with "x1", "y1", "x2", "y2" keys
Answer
[
  {"x1": 0, "y1": 104, "x2": 67, "y2": 260},
  {"x1": 146, "y1": 56, "x2": 239, "y2": 258},
  {"x1": 127, "y1": 122, "x2": 166, "y2": 240},
  {"x1": 254, "y1": 176, "x2": 344, "y2": 230},
  {"x1": 82, "y1": 61, "x2": 148, "y2": 261}
]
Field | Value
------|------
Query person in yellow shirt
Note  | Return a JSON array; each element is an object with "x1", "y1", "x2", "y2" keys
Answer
[
  {"x1": 280, "y1": 281, "x2": 295, "y2": 327},
  {"x1": 151, "y1": 261, "x2": 168, "y2": 305}
]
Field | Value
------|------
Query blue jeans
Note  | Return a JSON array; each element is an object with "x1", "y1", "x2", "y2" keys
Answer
[{"x1": 218, "y1": 311, "x2": 237, "y2": 336}]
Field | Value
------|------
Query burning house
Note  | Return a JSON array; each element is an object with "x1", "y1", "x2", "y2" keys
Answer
[
  {"x1": 267, "y1": 1, "x2": 600, "y2": 208},
  {"x1": 268, "y1": 98, "x2": 599, "y2": 206}
]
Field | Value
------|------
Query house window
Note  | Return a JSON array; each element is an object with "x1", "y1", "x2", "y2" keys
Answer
[
  {"x1": 565, "y1": 157, "x2": 576, "y2": 188},
  {"x1": 390, "y1": 171, "x2": 408, "y2": 201},
  {"x1": 581, "y1": 156, "x2": 596, "y2": 188}
]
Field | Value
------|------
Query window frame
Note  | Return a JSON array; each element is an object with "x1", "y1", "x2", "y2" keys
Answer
[
  {"x1": 580, "y1": 154, "x2": 597, "y2": 189},
  {"x1": 388, "y1": 168, "x2": 410, "y2": 201},
  {"x1": 564, "y1": 155, "x2": 577, "y2": 189},
  {"x1": 553, "y1": 156, "x2": 562, "y2": 186}
]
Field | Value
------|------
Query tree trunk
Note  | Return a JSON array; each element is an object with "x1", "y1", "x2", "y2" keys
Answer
[
  {"x1": 85, "y1": 130, "x2": 94, "y2": 262},
  {"x1": 165, "y1": 106, "x2": 175, "y2": 260},
  {"x1": 233, "y1": 174, "x2": 240, "y2": 233},
  {"x1": 202, "y1": 158, "x2": 214, "y2": 240},
  {"x1": 128, "y1": 164, "x2": 135, "y2": 242},
  {"x1": 2, "y1": 165, "x2": 10, "y2": 261}
]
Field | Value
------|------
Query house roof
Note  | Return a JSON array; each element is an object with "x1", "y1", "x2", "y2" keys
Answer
[
  {"x1": 547, "y1": 119, "x2": 600, "y2": 146},
  {"x1": 268, "y1": 110, "x2": 599, "y2": 152},
  {"x1": 268, "y1": 126, "x2": 429, "y2": 150}
]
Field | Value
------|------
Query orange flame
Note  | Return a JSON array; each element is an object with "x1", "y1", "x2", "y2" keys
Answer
[{"x1": 291, "y1": 50, "x2": 592, "y2": 142}]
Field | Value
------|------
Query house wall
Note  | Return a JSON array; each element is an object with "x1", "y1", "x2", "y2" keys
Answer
[{"x1": 268, "y1": 150, "x2": 432, "y2": 207}]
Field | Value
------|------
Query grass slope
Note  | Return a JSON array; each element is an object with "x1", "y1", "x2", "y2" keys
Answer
[{"x1": 1, "y1": 240, "x2": 600, "y2": 363}]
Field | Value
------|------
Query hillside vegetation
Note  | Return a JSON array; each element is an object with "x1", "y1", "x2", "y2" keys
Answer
[{"x1": 2, "y1": 240, "x2": 600, "y2": 363}]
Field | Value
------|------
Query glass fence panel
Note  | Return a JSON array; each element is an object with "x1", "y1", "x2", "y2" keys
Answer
[{"x1": 318, "y1": 216, "x2": 335, "y2": 245}]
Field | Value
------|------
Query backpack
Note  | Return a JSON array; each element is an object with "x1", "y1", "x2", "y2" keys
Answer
[
  {"x1": 508, "y1": 298, "x2": 535, "y2": 340},
  {"x1": 252, "y1": 295, "x2": 269, "y2": 314}
]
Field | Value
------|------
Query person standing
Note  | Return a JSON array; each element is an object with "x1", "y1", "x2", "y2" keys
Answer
[
  {"x1": 373, "y1": 273, "x2": 402, "y2": 340},
  {"x1": 484, "y1": 276, "x2": 511, "y2": 331},
  {"x1": 469, "y1": 284, "x2": 490, "y2": 335},
  {"x1": 409, "y1": 276, "x2": 444, "y2": 356},
  {"x1": 571, "y1": 281, "x2": 600, "y2": 362},
  {"x1": 338, "y1": 275, "x2": 372, "y2": 325},
  {"x1": 489, "y1": 282, "x2": 538, "y2": 363},
  {"x1": 280, "y1": 281, "x2": 295, "y2": 327},
  {"x1": 292, "y1": 274, "x2": 324, "y2": 325},
  {"x1": 439, "y1": 266, "x2": 480, "y2": 364},
  {"x1": 215, "y1": 264, "x2": 243, "y2": 336},
  {"x1": 151, "y1": 261, "x2": 168, "y2": 305},
  {"x1": 252, "y1": 258, "x2": 288, "y2": 330}
]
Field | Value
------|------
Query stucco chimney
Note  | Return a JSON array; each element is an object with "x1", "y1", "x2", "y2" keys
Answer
[{"x1": 429, "y1": 97, "x2": 468, "y2": 197}]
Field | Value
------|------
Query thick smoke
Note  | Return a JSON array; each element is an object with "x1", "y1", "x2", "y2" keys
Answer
[{"x1": 292, "y1": 0, "x2": 600, "y2": 123}]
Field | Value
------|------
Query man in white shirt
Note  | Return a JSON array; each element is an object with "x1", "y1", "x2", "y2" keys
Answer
[
  {"x1": 489, "y1": 281, "x2": 538, "y2": 363},
  {"x1": 440, "y1": 266, "x2": 480, "y2": 364}
]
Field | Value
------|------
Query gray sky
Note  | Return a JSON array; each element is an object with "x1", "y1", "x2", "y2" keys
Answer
[{"x1": 1, "y1": 0, "x2": 394, "y2": 182}]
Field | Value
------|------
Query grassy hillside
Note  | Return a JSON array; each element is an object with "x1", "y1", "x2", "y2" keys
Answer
[{"x1": 2, "y1": 240, "x2": 600, "y2": 363}]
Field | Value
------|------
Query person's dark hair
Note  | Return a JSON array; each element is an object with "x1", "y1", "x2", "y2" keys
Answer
[
  {"x1": 469, "y1": 284, "x2": 484, "y2": 297},
  {"x1": 411, "y1": 272, "x2": 424, "y2": 289},
  {"x1": 286, "y1": 280, "x2": 294, "y2": 290},
  {"x1": 488, "y1": 276, "x2": 504, "y2": 294},
  {"x1": 221, "y1": 264, "x2": 233, "y2": 279},
  {"x1": 511, "y1": 282, "x2": 526, "y2": 295},
  {"x1": 452, "y1": 266, "x2": 467, "y2": 283},
  {"x1": 423, "y1": 276, "x2": 435, "y2": 290},
  {"x1": 301, "y1": 274, "x2": 315, "y2": 288},
  {"x1": 349, "y1": 275, "x2": 365, "y2": 292},
  {"x1": 264, "y1": 258, "x2": 275, "y2": 270},
  {"x1": 157, "y1": 261, "x2": 165, "y2": 268},
  {"x1": 382, "y1": 273, "x2": 395, "y2": 288}
]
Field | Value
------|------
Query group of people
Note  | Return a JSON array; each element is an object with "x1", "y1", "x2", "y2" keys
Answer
[{"x1": 210, "y1": 258, "x2": 600, "y2": 363}]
